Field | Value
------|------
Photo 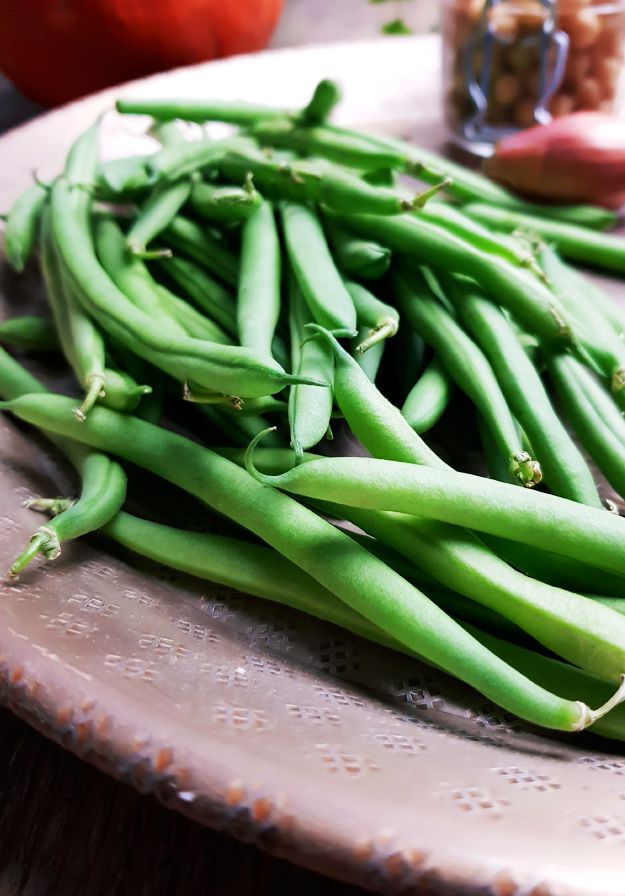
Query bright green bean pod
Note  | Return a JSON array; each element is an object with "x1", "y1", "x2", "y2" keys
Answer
[
  {"x1": 325, "y1": 220, "x2": 391, "y2": 280},
  {"x1": 158, "y1": 254, "x2": 237, "y2": 337},
  {"x1": 144, "y1": 134, "x2": 239, "y2": 183},
  {"x1": 115, "y1": 96, "x2": 287, "y2": 125},
  {"x1": 2, "y1": 391, "x2": 616, "y2": 733},
  {"x1": 244, "y1": 449, "x2": 625, "y2": 580},
  {"x1": 0, "y1": 316, "x2": 59, "y2": 352},
  {"x1": 346, "y1": 280, "x2": 399, "y2": 354},
  {"x1": 568, "y1": 352, "x2": 625, "y2": 442},
  {"x1": 4, "y1": 182, "x2": 47, "y2": 272},
  {"x1": 465, "y1": 203, "x2": 625, "y2": 275},
  {"x1": 237, "y1": 202, "x2": 281, "y2": 356},
  {"x1": 548, "y1": 351, "x2": 625, "y2": 500},
  {"x1": 297, "y1": 79, "x2": 342, "y2": 125},
  {"x1": 50, "y1": 179, "x2": 322, "y2": 399},
  {"x1": 163, "y1": 215, "x2": 238, "y2": 286},
  {"x1": 126, "y1": 178, "x2": 191, "y2": 258},
  {"x1": 288, "y1": 273, "x2": 334, "y2": 460},
  {"x1": 281, "y1": 202, "x2": 357, "y2": 335},
  {"x1": 439, "y1": 273, "x2": 602, "y2": 506},
  {"x1": 395, "y1": 270, "x2": 542, "y2": 487},
  {"x1": 307, "y1": 326, "x2": 447, "y2": 469},
  {"x1": 10, "y1": 453, "x2": 127, "y2": 575},
  {"x1": 190, "y1": 178, "x2": 264, "y2": 223},
  {"x1": 401, "y1": 357, "x2": 453, "y2": 434},
  {"x1": 538, "y1": 245, "x2": 625, "y2": 396},
  {"x1": 333, "y1": 211, "x2": 571, "y2": 342}
]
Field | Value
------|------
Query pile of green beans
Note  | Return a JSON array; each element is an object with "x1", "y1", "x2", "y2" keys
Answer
[{"x1": 5, "y1": 80, "x2": 625, "y2": 741}]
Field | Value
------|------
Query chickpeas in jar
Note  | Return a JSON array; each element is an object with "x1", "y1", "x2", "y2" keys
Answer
[{"x1": 442, "y1": 0, "x2": 625, "y2": 153}]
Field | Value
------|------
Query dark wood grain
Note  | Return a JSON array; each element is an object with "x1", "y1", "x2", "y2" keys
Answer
[{"x1": 0, "y1": 707, "x2": 370, "y2": 896}]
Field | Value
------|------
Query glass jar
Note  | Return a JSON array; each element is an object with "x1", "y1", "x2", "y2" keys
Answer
[{"x1": 442, "y1": 0, "x2": 625, "y2": 154}]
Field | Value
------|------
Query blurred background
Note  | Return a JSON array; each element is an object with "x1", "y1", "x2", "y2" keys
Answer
[{"x1": 0, "y1": 0, "x2": 437, "y2": 133}]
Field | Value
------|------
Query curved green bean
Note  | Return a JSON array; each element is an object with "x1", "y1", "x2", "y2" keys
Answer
[
  {"x1": 190, "y1": 177, "x2": 263, "y2": 223},
  {"x1": 4, "y1": 182, "x2": 47, "y2": 272},
  {"x1": 325, "y1": 220, "x2": 391, "y2": 280},
  {"x1": 401, "y1": 357, "x2": 453, "y2": 434},
  {"x1": 288, "y1": 272, "x2": 334, "y2": 460},
  {"x1": 0, "y1": 316, "x2": 59, "y2": 352}
]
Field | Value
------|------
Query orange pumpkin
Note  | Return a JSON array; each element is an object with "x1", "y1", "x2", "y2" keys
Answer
[{"x1": 0, "y1": 0, "x2": 284, "y2": 107}]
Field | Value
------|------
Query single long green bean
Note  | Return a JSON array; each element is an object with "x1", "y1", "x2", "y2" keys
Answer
[
  {"x1": 2, "y1": 390, "x2": 618, "y2": 733},
  {"x1": 439, "y1": 273, "x2": 602, "y2": 506},
  {"x1": 237, "y1": 202, "x2": 281, "y2": 356},
  {"x1": 465, "y1": 203, "x2": 625, "y2": 275},
  {"x1": 0, "y1": 316, "x2": 59, "y2": 352},
  {"x1": 243, "y1": 449, "x2": 625, "y2": 580},
  {"x1": 401, "y1": 357, "x2": 453, "y2": 434},
  {"x1": 126, "y1": 179, "x2": 191, "y2": 258},
  {"x1": 116, "y1": 96, "x2": 287, "y2": 125},
  {"x1": 395, "y1": 270, "x2": 542, "y2": 487},
  {"x1": 288, "y1": 272, "x2": 334, "y2": 460},
  {"x1": 3, "y1": 182, "x2": 47, "y2": 272},
  {"x1": 281, "y1": 203, "x2": 357, "y2": 335}
]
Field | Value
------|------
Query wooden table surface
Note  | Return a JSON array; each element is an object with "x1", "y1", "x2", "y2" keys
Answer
[{"x1": 0, "y1": 5, "x2": 435, "y2": 894}]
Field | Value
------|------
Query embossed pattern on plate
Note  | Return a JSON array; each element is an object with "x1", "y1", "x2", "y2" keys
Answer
[{"x1": 1, "y1": 37, "x2": 625, "y2": 896}]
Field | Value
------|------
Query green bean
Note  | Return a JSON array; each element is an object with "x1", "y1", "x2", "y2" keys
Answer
[
  {"x1": 157, "y1": 254, "x2": 237, "y2": 338},
  {"x1": 50, "y1": 179, "x2": 322, "y2": 400},
  {"x1": 116, "y1": 96, "x2": 287, "y2": 126},
  {"x1": 281, "y1": 203, "x2": 357, "y2": 335},
  {"x1": 325, "y1": 220, "x2": 391, "y2": 280},
  {"x1": 10, "y1": 452, "x2": 126, "y2": 575},
  {"x1": 163, "y1": 215, "x2": 238, "y2": 286},
  {"x1": 288, "y1": 272, "x2": 334, "y2": 460},
  {"x1": 0, "y1": 316, "x2": 59, "y2": 352},
  {"x1": 155, "y1": 284, "x2": 232, "y2": 344},
  {"x1": 244, "y1": 447, "x2": 625, "y2": 579},
  {"x1": 43, "y1": 205, "x2": 150, "y2": 418},
  {"x1": 401, "y1": 357, "x2": 453, "y2": 434},
  {"x1": 4, "y1": 182, "x2": 47, "y2": 272},
  {"x1": 307, "y1": 326, "x2": 447, "y2": 469},
  {"x1": 3, "y1": 391, "x2": 620, "y2": 732},
  {"x1": 439, "y1": 273, "x2": 602, "y2": 506},
  {"x1": 126, "y1": 179, "x2": 191, "y2": 258},
  {"x1": 332, "y1": 211, "x2": 571, "y2": 342},
  {"x1": 395, "y1": 270, "x2": 542, "y2": 487},
  {"x1": 0, "y1": 346, "x2": 127, "y2": 573},
  {"x1": 190, "y1": 177, "x2": 264, "y2": 223},
  {"x1": 297, "y1": 79, "x2": 342, "y2": 125},
  {"x1": 538, "y1": 245, "x2": 625, "y2": 395},
  {"x1": 420, "y1": 201, "x2": 545, "y2": 280},
  {"x1": 547, "y1": 351, "x2": 625, "y2": 500},
  {"x1": 566, "y1": 352, "x2": 625, "y2": 443},
  {"x1": 237, "y1": 202, "x2": 281, "y2": 356},
  {"x1": 464, "y1": 203, "x2": 625, "y2": 275},
  {"x1": 346, "y1": 280, "x2": 399, "y2": 354}
]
